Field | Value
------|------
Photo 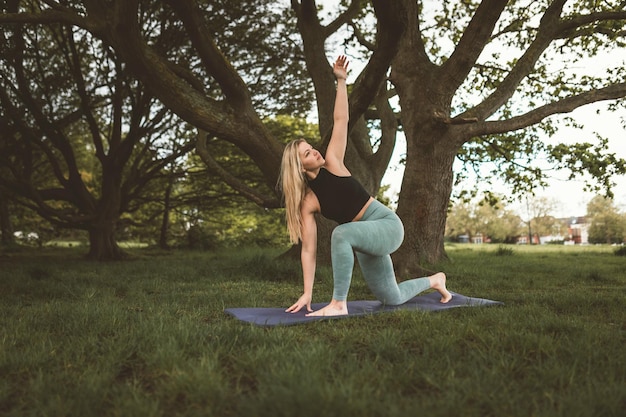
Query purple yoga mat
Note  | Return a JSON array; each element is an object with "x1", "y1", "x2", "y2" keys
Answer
[{"x1": 224, "y1": 291, "x2": 503, "y2": 326}]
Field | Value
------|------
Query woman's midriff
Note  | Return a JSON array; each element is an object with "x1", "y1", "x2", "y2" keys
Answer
[{"x1": 351, "y1": 197, "x2": 375, "y2": 222}]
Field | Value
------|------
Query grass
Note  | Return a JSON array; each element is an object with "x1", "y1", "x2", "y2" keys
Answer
[{"x1": 0, "y1": 244, "x2": 624, "y2": 417}]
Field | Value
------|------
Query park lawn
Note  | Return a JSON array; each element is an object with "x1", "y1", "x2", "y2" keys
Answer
[{"x1": 0, "y1": 244, "x2": 624, "y2": 417}]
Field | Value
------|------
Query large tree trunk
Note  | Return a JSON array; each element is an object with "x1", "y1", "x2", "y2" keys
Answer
[
  {"x1": 158, "y1": 177, "x2": 174, "y2": 250},
  {"x1": 393, "y1": 135, "x2": 457, "y2": 276},
  {"x1": 389, "y1": 0, "x2": 462, "y2": 274},
  {"x1": 0, "y1": 192, "x2": 15, "y2": 246},
  {"x1": 86, "y1": 166, "x2": 125, "y2": 261},
  {"x1": 87, "y1": 221, "x2": 125, "y2": 261}
]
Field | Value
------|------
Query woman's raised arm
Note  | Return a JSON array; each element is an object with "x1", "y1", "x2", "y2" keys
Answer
[{"x1": 324, "y1": 55, "x2": 350, "y2": 174}]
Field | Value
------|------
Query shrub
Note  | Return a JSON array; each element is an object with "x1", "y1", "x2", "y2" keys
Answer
[
  {"x1": 186, "y1": 224, "x2": 218, "y2": 250},
  {"x1": 494, "y1": 245, "x2": 514, "y2": 256},
  {"x1": 614, "y1": 246, "x2": 626, "y2": 256}
]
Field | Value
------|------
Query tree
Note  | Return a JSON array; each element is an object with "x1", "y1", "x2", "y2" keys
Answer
[
  {"x1": 0, "y1": 3, "x2": 195, "y2": 260},
  {"x1": 587, "y1": 195, "x2": 625, "y2": 244},
  {"x1": 445, "y1": 196, "x2": 523, "y2": 243},
  {"x1": 517, "y1": 196, "x2": 560, "y2": 244},
  {"x1": 0, "y1": 189, "x2": 16, "y2": 246},
  {"x1": 385, "y1": 0, "x2": 626, "y2": 271},
  {"x1": 0, "y1": 0, "x2": 408, "y2": 262},
  {"x1": 3, "y1": 1, "x2": 626, "y2": 273}
]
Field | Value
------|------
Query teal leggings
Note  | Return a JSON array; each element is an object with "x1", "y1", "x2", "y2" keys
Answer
[{"x1": 331, "y1": 200, "x2": 430, "y2": 304}]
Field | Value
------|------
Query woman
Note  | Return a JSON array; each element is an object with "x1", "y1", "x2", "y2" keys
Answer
[{"x1": 279, "y1": 55, "x2": 451, "y2": 317}]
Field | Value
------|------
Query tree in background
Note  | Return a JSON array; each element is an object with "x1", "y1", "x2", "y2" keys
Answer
[
  {"x1": 587, "y1": 196, "x2": 625, "y2": 244},
  {"x1": 517, "y1": 196, "x2": 562, "y2": 244},
  {"x1": 0, "y1": 0, "x2": 407, "y2": 263},
  {"x1": 445, "y1": 196, "x2": 523, "y2": 244},
  {"x1": 0, "y1": 4, "x2": 194, "y2": 260},
  {"x1": 0, "y1": 189, "x2": 16, "y2": 246}
]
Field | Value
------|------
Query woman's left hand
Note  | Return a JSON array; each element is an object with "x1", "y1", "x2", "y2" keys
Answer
[{"x1": 285, "y1": 293, "x2": 312, "y2": 313}]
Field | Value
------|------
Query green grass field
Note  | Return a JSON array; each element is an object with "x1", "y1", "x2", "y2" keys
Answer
[{"x1": 1, "y1": 244, "x2": 624, "y2": 417}]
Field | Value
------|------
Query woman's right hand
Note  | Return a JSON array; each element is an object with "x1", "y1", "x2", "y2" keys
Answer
[
  {"x1": 333, "y1": 55, "x2": 348, "y2": 80},
  {"x1": 286, "y1": 293, "x2": 312, "y2": 313}
]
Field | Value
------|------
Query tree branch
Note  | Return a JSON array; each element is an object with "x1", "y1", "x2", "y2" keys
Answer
[
  {"x1": 347, "y1": 0, "x2": 408, "y2": 133},
  {"x1": 469, "y1": 83, "x2": 626, "y2": 137},
  {"x1": 462, "y1": 0, "x2": 568, "y2": 120},
  {"x1": 441, "y1": 0, "x2": 509, "y2": 92},
  {"x1": 0, "y1": 6, "x2": 103, "y2": 34},
  {"x1": 323, "y1": 0, "x2": 364, "y2": 38},
  {"x1": 559, "y1": 10, "x2": 626, "y2": 37},
  {"x1": 96, "y1": 0, "x2": 283, "y2": 186},
  {"x1": 349, "y1": 21, "x2": 375, "y2": 51},
  {"x1": 370, "y1": 82, "x2": 398, "y2": 180},
  {"x1": 196, "y1": 131, "x2": 281, "y2": 209},
  {"x1": 66, "y1": 28, "x2": 106, "y2": 159},
  {"x1": 164, "y1": 0, "x2": 252, "y2": 110}
]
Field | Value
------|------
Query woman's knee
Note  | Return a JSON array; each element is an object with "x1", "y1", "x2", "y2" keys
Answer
[
  {"x1": 381, "y1": 221, "x2": 404, "y2": 252},
  {"x1": 331, "y1": 225, "x2": 350, "y2": 245}
]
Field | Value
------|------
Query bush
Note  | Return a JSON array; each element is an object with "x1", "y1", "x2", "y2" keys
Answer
[
  {"x1": 614, "y1": 246, "x2": 626, "y2": 256},
  {"x1": 186, "y1": 224, "x2": 218, "y2": 250},
  {"x1": 494, "y1": 245, "x2": 514, "y2": 256}
]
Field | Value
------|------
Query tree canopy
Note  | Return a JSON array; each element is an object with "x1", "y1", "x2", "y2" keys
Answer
[
  {"x1": 1, "y1": 0, "x2": 625, "y2": 269},
  {"x1": 0, "y1": 2, "x2": 195, "y2": 259}
]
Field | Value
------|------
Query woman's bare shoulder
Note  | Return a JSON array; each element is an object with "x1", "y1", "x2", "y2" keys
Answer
[{"x1": 301, "y1": 190, "x2": 320, "y2": 214}]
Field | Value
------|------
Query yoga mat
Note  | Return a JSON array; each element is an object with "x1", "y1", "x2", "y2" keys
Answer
[{"x1": 224, "y1": 291, "x2": 503, "y2": 326}]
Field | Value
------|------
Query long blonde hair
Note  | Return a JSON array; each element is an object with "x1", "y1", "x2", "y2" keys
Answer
[{"x1": 278, "y1": 139, "x2": 308, "y2": 244}]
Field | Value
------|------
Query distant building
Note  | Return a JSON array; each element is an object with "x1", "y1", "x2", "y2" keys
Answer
[
  {"x1": 454, "y1": 233, "x2": 489, "y2": 244},
  {"x1": 472, "y1": 233, "x2": 484, "y2": 244},
  {"x1": 567, "y1": 216, "x2": 589, "y2": 244},
  {"x1": 514, "y1": 216, "x2": 588, "y2": 245},
  {"x1": 516, "y1": 233, "x2": 540, "y2": 245},
  {"x1": 539, "y1": 234, "x2": 565, "y2": 244}
]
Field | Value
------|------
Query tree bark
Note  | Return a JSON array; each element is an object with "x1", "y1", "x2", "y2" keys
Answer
[
  {"x1": 158, "y1": 177, "x2": 173, "y2": 250},
  {"x1": 0, "y1": 192, "x2": 15, "y2": 246},
  {"x1": 393, "y1": 135, "x2": 457, "y2": 275},
  {"x1": 87, "y1": 222, "x2": 125, "y2": 261},
  {"x1": 85, "y1": 160, "x2": 126, "y2": 261}
]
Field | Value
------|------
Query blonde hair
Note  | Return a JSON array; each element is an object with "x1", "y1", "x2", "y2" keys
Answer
[{"x1": 278, "y1": 139, "x2": 308, "y2": 244}]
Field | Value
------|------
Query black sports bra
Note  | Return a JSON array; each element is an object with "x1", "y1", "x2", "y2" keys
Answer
[{"x1": 307, "y1": 168, "x2": 371, "y2": 224}]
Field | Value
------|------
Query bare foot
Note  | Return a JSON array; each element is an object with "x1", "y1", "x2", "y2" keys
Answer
[
  {"x1": 306, "y1": 300, "x2": 348, "y2": 317},
  {"x1": 429, "y1": 272, "x2": 452, "y2": 303}
]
